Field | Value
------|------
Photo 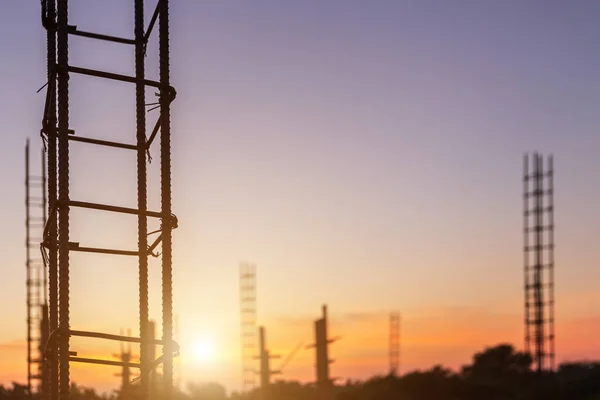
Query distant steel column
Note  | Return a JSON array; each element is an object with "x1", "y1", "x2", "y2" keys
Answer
[
  {"x1": 308, "y1": 305, "x2": 339, "y2": 400},
  {"x1": 389, "y1": 312, "x2": 400, "y2": 375},
  {"x1": 256, "y1": 326, "x2": 281, "y2": 400},
  {"x1": 239, "y1": 263, "x2": 257, "y2": 393},
  {"x1": 524, "y1": 153, "x2": 555, "y2": 372},
  {"x1": 25, "y1": 140, "x2": 48, "y2": 396}
]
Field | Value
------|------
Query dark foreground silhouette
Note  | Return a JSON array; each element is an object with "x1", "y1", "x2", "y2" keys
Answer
[{"x1": 3, "y1": 344, "x2": 600, "y2": 400}]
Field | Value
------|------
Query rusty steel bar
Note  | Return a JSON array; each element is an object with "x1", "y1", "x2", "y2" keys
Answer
[
  {"x1": 70, "y1": 357, "x2": 140, "y2": 368},
  {"x1": 547, "y1": 155, "x2": 555, "y2": 371},
  {"x1": 145, "y1": 118, "x2": 161, "y2": 149},
  {"x1": 68, "y1": 200, "x2": 163, "y2": 218},
  {"x1": 523, "y1": 154, "x2": 530, "y2": 356},
  {"x1": 144, "y1": 2, "x2": 160, "y2": 43},
  {"x1": 67, "y1": 26, "x2": 135, "y2": 45},
  {"x1": 67, "y1": 245, "x2": 139, "y2": 257},
  {"x1": 70, "y1": 330, "x2": 164, "y2": 345},
  {"x1": 65, "y1": 65, "x2": 173, "y2": 91},
  {"x1": 25, "y1": 141, "x2": 32, "y2": 394},
  {"x1": 159, "y1": 1, "x2": 174, "y2": 397},
  {"x1": 68, "y1": 135, "x2": 138, "y2": 150},
  {"x1": 56, "y1": 0, "x2": 71, "y2": 399},
  {"x1": 134, "y1": 2, "x2": 150, "y2": 399},
  {"x1": 42, "y1": 0, "x2": 59, "y2": 398}
]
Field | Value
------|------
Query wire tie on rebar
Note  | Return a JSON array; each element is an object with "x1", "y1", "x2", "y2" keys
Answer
[
  {"x1": 40, "y1": 130, "x2": 48, "y2": 152},
  {"x1": 36, "y1": 81, "x2": 49, "y2": 94},
  {"x1": 147, "y1": 228, "x2": 162, "y2": 236},
  {"x1": 146, "y1": 105, "x2": 160, "y2": 113}
]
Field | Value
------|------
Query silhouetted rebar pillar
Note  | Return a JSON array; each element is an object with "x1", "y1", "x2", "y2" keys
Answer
[
  {"x1": 26, "y1": 140, "x2": 49, "y2": 397},
  {"x1": 40, "y1": 147, "x2": 49, "y2": 395},
  {"x1": 56, "y1": 1, "x2": 71, "y2": 399},
  {"x1": 159, "y1": 1, "x2": 174, "y2": 397},
  {"x1": 259, "y1": 327, "x2": 271, "y2": 389},
  {"x1": 524, "y1": 153, "x2": 555, "y2": 372},
  {"x1": 389, "y1": 312, "x2": 400, "y2": 375},
  {"x1": 255, "y1": 326, "x2": 282, "y2": 400},
  {"x1": 41, "y1": 1, "x2": 59, "y2": 399},
  {"x1": 25, "y1": 140, "x2": 31, "y2": 393},
  {"x1": 134, "y1": 1, "x2": 150, "y2": 399},
  {"x1": 40, "y1": 2, "x2": 177, "y2": 398},
  {"x1": 309, "y1": 305, "x2": 338, "y2": 400}
]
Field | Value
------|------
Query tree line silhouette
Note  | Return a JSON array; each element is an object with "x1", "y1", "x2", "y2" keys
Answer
[{"x1": 3, "y1": 343, "x2": 600, "y2": 400}]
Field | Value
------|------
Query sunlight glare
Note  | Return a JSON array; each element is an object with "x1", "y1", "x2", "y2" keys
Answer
[{"x1": 193, "y1": 339, "x2": 215, "y2": 363}]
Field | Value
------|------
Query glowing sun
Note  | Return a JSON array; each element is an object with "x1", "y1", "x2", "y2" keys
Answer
[{"x1": 193, "y1": 339, "x2": 215, "y2": 362}]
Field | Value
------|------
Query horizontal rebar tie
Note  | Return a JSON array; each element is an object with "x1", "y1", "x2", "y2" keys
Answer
[
  {"x1": 523, "y1": 208, "x2": 554, "y2": 215},
  {"x1": 70, "y1": 357, "x2": 140, "y2": 369},
  {"x1": 68, "y1": 244, "x2": 139, "y2": 257},
  {"x1": 524, "y1": 226, "x2": 554, "y2": 232},
  {"x1": 67, "y1": 26, "x2": 136, "y2": 45},
  {"x1": 523, "y1": 245, "x2": 555, "y2": 251},
  {"x1": 63, "y1": 65, "x2": 176, "y2": 98},
  {"x1": 524, "y1": 173, "x2": 553, "y2": 180},
  {"x1": 70, "y1": 330, "x2": 164, "y2": 345},
  {"x1": 68, "y1": 200, "x2": 162, "y2": 218},
  {"x1": 68, "y1": 135, "x2": 137, "y2": 150}
]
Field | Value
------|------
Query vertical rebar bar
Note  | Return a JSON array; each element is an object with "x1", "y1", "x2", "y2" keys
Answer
[
  {"x1": 45, "y1": 0, "x2": 59, "y2": 398},
  {"x1": 523, "y1": 154, "x2": 530, "y2": 355},
  {"x1": 389, "y1": 312, "x2": 400, "y2": 376},
  {"x1": 547, "y1": 155, "x2": 555, "y2": 370},
  {"x1": 56, "y1": 0, "x2": 71, "y2": 398},
  {"x1": 533, "y1": 154, "x2": 544, "y2": 372},
  {"x1": 134, "y1": 1, "x2": 149, "y2": 399},
  {"x1": 41, "y1": 145, "x2": 50, "y2": 400},
  {"x1": 159, "y1": 1, "x2": 174, "y2": 397},
  {"x1": 42, "y1": 148, "x2": 48, "y2": 304},
  {"x1": 26, "y1": 140, "x2": 32, "y2": 394}
]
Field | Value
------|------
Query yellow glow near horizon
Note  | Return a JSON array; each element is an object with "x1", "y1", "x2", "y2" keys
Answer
[{"x1": 192, "y1": 338, "x2": 215, "y2": 363}]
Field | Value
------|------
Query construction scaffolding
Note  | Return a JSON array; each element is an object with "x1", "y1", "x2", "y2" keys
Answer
[
  {"x1": 39, "y1": 1, "x2": 178, "y2": 400},
  {"x1": 389, "y1": 312, "x2": 400, "y2": 376},
  {"x1": 523, "y1": 153, "x2": 555, "y2": 372},
  {"x1": 239, "y1": 263, "x2": 257, "y2": 393},
  {"x1": 25, "y1": 139, "x2": 48, "y2": 396}
]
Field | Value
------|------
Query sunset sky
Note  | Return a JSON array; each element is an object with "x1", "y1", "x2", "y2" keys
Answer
[{"x1": 1, "y1": 0, "x2": 600, "y2": 395}]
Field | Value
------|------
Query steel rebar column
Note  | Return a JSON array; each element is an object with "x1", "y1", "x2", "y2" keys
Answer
[
  {"x1": 45, "y1": 1, "x2": 59, "y2": 399},
  {"x1": 134, "y1": 1, "x2": 150, "y2": 399},
  {"x1": 159, "y1": 0, "x2": 174, "y2": 397},
  {"x1": 56, "y1": 0, "x2": 71, "y2": 398},
  {"x1": 533, "y1": 154, "x2": 545, "y2": 372},
  {"x1": 25, "y1": 140, "x2": 32, "y2": 394}
]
